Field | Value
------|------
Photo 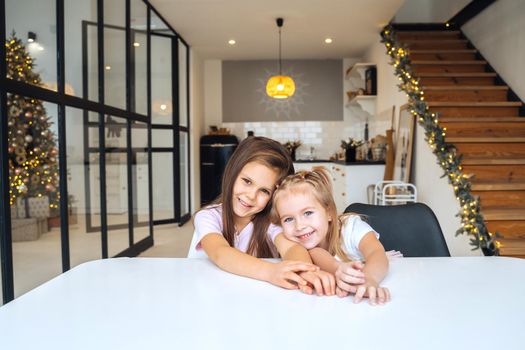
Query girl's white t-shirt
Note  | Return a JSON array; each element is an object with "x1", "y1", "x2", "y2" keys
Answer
[
  {"x1": 339, "y1": 215, "x2": 379, "y2": 261},
  {"x1": 187, "y1": 205, "x2": 283, "y2": 258}
]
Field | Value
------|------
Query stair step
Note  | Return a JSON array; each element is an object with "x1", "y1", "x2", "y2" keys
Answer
[
  {"x1": 463, "y1": 164, "x2": 525, "y2": 183},
  {"x1": 472, "y1": 182, "x2": 525, "y2": 191},
  {"x1": 409, "y1": 49, "x2": 477, "y2": 61},
  {"x1": 462, "y1": 158, "x2": 525, "y2": 165},
  {"x1": 413, "y1": 60, "x2": 487, "y2": 65},
  {"x1": 428, "y1": 101, "x2": 521, "y2": 117},
  {"x1": 425, "y1": 86, "x2": 508, "y2": 90},
  {"x1": 483, "y1": 208, "x2": 525, "y2": 221},
  {"x1": 397, "y1": 31, "x2": 461, "y2": 40},
  {"x1": 448, "y1": 137, "x2": 525, "y2": 143},
  {"x1": 427, "y1": 101, "x2": 521, "y2": 107},
  {"x1": 496, "y1": 238, "x2": 525, "y2": 257},
  {"x1": 412, "y1": 60, "x2": 487, "y2": 73},
  {"x1": 441, "y1": 122, "x2": 525, "y2": 138},
  {"x1": 418, "y1": 72, "x2": 496, "y2": 85},
  {"x1": 455, "y1": 143, "x2": 525, "y2": 160},
  {"x1": 403, "y1": 39, "x2": 470, "y2": 50},
  {"x1": 472, "y1": 190, "x2": 525, "y2": 208},
  {"x1": 440, "y1": 116, "x2": 523, "y2": 122},
  {"x1": 486, "y1": 221, "x2": 525, "y2": 239},
  {"x1": 425, "y1": 86, "x2": 508, "y2": 101}
]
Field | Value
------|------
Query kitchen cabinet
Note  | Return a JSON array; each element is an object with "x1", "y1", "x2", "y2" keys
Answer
[{"x1": 293, "y1": 162, "x2": 385, "y2": 213}]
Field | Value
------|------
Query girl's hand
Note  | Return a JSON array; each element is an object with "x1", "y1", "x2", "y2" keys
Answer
[
  {"x1": 265, "y1": 261, "x2": 319, "y2": 290},
  {"x1": 334, "y1": 261, "x2": 366, "y2": 294},
  {"x1": 386, "y1": 250, "x2": 404, "y2": 259},
  {"x1": 352, "y1": 278, "x2": 391, "y2": 306},
  {"x1": 298, "y1": 270, "x2": 336, "y2": 296}
]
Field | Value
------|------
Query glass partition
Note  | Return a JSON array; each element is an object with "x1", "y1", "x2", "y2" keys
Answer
[
  {"x1": 8, "y1": 96, "x2": 62, "y2": 298},
  {"x1": 5, "y1": 0, "x2": 57, "y2": 90}
]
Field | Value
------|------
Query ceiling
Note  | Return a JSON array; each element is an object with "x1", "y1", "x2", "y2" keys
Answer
[{"x1": 148, "y1": 0, "x2": 405, "y2": 60}]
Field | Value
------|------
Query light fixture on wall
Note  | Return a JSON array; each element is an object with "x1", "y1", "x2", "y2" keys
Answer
[
  {"x1": 28, "y1": 31, "x2": 36, "y2": 43},
  {"x1": 266, "y1": 18, "x2": 295, "y2": 99}
]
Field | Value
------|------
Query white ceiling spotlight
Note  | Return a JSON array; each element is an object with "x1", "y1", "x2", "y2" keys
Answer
[
  {"x1": 228, "y1": 39, "x2": 236, "y2": 45},
  {"x1": 324, "y1": 38, "x2": 333, "y2": 44}
]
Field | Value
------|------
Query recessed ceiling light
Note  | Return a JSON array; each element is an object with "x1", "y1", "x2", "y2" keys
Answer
[
  {"x1": 325, "y1": 38, "x2": 333, "y2": 44},
  {"x1": 133, "y1": 42, "x2": 140, "y2": 47},
  {"x1": 228, "y1": 39, "x2": 236, "y2": 45},
  {"x1": 105, "y1": 65, "x2": 111, "y2": 70}
]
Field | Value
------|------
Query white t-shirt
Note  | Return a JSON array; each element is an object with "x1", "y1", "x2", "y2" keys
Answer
[
  {"x1": 339, "y1": 215, "x2": 379, "y2": 261},
  {"x1": 187, "y1": 205, "x2": 283, "y2": 258}
]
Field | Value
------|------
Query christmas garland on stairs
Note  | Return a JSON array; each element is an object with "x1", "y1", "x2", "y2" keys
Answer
[{"x1": 380, "y1": 25, "x2": 497, "y2": 255}]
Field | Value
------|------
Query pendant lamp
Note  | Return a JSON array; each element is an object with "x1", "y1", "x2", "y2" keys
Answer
[{"x1": 266, "y1": 18, "x2": 295, "y2": 99}]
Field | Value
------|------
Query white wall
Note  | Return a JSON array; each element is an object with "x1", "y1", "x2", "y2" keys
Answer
[
  {"x1": 363, "y1": 36, "x2": 478, "y2": 256},
  {"x1": 204, "y1": 60, "x2": 223, "y2": 134},
  {"x1": 462, "y1": 0, "x2": 525, "y2": 101},
  {"x1": 190, "y1": 51, "x2": 205, "y2": 213},
  {"x1": 394, "y1": 0, "x2": 472, "y2": 23}
]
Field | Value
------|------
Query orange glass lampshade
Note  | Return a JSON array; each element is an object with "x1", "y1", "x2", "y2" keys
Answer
[{"x1": 266, "y1": 75, "x2": 295, "y2": 99}]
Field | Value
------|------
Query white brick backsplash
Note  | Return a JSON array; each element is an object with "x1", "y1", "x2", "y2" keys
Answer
[{"x1": 219, "y1": 119, "x2": 385, "y2": 160}]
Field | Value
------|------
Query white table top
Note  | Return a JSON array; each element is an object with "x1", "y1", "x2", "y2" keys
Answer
[{"x1": 1, "y1": 257, "x2": 524, "y2": 350}]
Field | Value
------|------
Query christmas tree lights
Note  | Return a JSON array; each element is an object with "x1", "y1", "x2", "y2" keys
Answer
[
  {"x1": 381, "y1": 26, "x2": 496, "y2": 254},
  {"x1": 6, "y1": 33, "x2": 60, "y2": 212}
]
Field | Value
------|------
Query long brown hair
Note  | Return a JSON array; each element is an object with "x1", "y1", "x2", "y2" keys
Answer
[
  {"x1": 206, "y1": 136, "x2": 294, "y2": 258},
  {"x1": 271, "y1": 169, "x2": 351, "y2": 262}
]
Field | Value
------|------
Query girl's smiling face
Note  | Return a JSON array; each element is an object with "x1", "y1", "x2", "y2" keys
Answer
[
  {"x1": 231, "y1": 161, "x2": 279, "y2": 227},
  {"x1": 274, "y1": 185, "x2": 331, "y2": 250}
]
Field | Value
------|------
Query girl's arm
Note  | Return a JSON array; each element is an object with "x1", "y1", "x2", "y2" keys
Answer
[
  {"x1": 274, "y1": 234, "x2": 335, "y2": 296},
  {"x1": 354, "y1": 232, "x2": 390, "y2": 304},
  {"x1": 200, "y1": 233, "x2": 317, "y2": 289}
]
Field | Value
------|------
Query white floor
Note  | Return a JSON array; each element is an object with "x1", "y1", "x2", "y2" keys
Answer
[{"x1": 6, "y1": 214, "x2": 194, "y2": 301}]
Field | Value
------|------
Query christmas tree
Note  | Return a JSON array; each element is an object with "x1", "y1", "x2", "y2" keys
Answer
[{"x1": 6, "y1": 33, "x2": 59, "y2": 214}]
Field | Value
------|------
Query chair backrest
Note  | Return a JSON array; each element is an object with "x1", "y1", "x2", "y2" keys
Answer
[{"x1": 344, "y1": 203, "x2": 450, "y2": 257}]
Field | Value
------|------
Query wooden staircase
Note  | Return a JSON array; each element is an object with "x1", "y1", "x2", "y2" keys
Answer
[{"x1": 396, "y1": 29, "x2": 525, "y2": 258}]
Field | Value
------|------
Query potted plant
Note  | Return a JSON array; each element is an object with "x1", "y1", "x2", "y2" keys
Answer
[
  {"x1": 283, "y1": 140, "x2": 302, "y2": 161},
  {"x1": 341, "y1": 138, "x2": 363, "y2": 162}
]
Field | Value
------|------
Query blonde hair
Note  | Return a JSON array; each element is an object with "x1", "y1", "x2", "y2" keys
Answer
[{"x1": 271, "y1": 168, "x2": 351, "y2": 262}]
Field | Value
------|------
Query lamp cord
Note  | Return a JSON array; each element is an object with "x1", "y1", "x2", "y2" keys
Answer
[{"x1": 278, "y1": 27, "x2": 282, "y2": 75}]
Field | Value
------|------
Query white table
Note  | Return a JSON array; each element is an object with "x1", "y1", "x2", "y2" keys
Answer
[{"x1": 0, "y1": 257, "x2": 524, "y2": 350}]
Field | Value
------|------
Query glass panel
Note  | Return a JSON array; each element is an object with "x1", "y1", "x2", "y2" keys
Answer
[
  {"x1": 133, "y1": 119, "x2": 150, "y2": 242},
  {"x1": 150, "y1": 9, "x2": 170, "y2": 34},
  {"x1": 131, "y1": 123, "x2": 148, "y2": 148},
  {"x1": 178, "y1": 40, "x2": 188, "y2": 128},
  {"x1": 66, "y1": 106, "x2": 102, "y2": 267},
  {"x1": 65, "y1": 0, "x2": 97, "y2": 100},
  {"x1": 179, "y1": 132, "x2": 189, "y2": 215},
  {"x1": 7, "y1": 96, "x2": 61, "y2": 297},
  {"x1": 131, "y1": 0, "x2": 148, "y2": 116},
  {"x1": 5, "y1": 0, "x2": 57, "y2": 91},
  {"x1": 106, "y1": 117, "x2": 130, "y2": 256},
  {"x1": 104, "y1": 27, "x2": 126, "y2": 110},
  {"x1": 104, "y1": 0, "x2": 126, "y2": 110},
  {"x1": 105, "y1": 116, "x2": 128, "y2": 224},
  {"x1": 87, "y1": 112, "x2": 100, "y2": 147},
  {"x1": 152, "y1": 129, "x2": 173, "y2": 148},
  {"x1": 152, "y1": 153, "x2": 174, "y2": 221},
  {"x1": 151, "y1": 34, "x2": 172, "y2": 125}
]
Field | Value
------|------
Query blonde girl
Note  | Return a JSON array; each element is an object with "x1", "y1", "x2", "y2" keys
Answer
[
  {"x1": 188, "y1": 137, "x2": 335, "y2": 295},
  {"x1": 271, "y1": 169, "x2": 390, "y2": 305}
]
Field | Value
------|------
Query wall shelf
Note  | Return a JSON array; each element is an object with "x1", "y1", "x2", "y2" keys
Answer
[
  {"x1": 345, "y1": 62, "x2": 375, "y2": 81},
  {"x1": 345, "y1": 95, "x2": 376, "y2": 115}
]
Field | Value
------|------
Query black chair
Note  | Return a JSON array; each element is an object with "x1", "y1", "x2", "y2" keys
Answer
[{"x1": 344, "y1": 202, "x2": 450, "y2": 257}]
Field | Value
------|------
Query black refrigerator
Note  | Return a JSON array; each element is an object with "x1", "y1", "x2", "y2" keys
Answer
[{"x1": 200, "y1": 134, "x2": 239, "y2": 205}]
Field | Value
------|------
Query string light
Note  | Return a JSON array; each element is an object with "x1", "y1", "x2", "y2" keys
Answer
[{"x1": 380, "y1": 25, "x2": 496, "y2": 255}]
